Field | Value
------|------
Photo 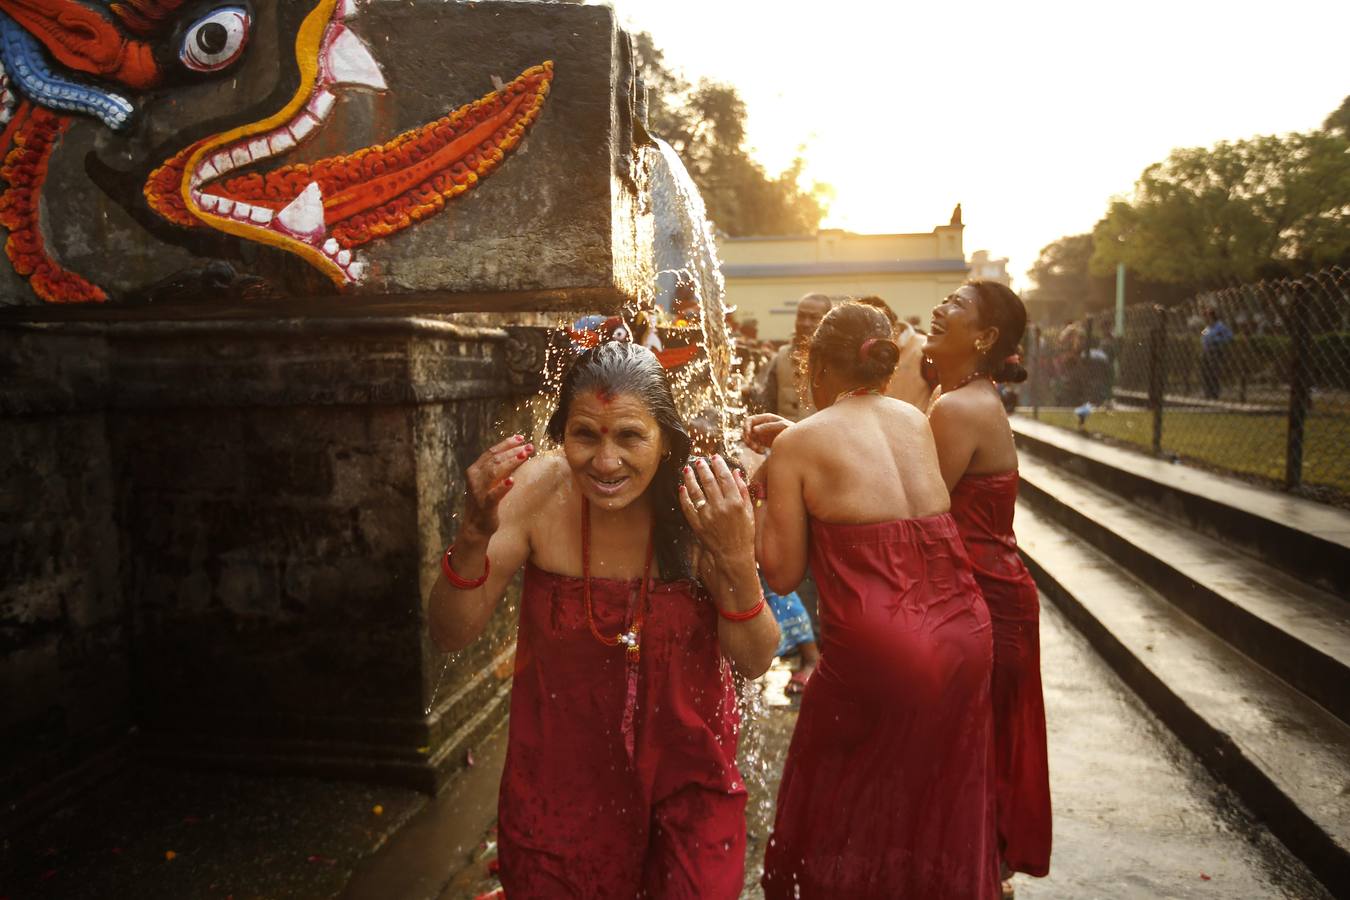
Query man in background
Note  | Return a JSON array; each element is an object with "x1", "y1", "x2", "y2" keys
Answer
[{"x1": 757, "y1": 292, "x2": 832, "y2": 420}]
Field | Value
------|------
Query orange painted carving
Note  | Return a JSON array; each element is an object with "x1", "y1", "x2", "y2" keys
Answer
[
  {"x1": 145, "y1": 61, "x2": 553, "y2": 252},
  {"x1": 0, "y1": 103, "x2": 107, "y2": 303},
  {"x1": 0, "y1": 0, "x2": 162, "y2": 90},
  {"x1": 109, "y1": 0, "x2": 188, "y2": 36}
]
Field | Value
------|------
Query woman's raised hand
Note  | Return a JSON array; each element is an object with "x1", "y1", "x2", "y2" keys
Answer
[
  {"x1": 461, "y1": 434, "x2": 534, "y2": 540},
  {"x1": 742, "y1": 413, "x2": 792, "y2": 454},
  {"x1": 678, "y1": 455, "x2": 755, "y2": 561}
]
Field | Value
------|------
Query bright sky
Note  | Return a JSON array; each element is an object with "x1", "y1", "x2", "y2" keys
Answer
[{"x1": 604, "y1": 0, "x2": 1348, "y2": 288}]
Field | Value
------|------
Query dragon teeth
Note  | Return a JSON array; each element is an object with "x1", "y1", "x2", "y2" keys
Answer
[
  {"x1": 308, "y1": 89, "x2": 336, "y2": 121},
  {"x1": 276, "y1": 182, "x2": 325, "y2": 238},
  {"x1": 269, "y1": 131, "x2": 296, "y2": 154}
]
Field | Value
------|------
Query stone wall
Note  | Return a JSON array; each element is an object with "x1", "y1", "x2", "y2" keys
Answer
[
  {"x1": 1, "y1": 332, "x2": 129, "y2": 828},
  {"x1": 0, "y1": 320, "x2": 535, "y2": 832}
]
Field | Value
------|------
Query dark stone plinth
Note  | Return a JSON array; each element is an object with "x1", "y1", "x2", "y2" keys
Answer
[{"x1": 1, "y1": 319, "x2": 540, "y2": 833}]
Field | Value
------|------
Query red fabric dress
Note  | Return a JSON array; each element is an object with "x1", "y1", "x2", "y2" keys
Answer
[
  {"x1": 497, "y1": 563, "x2": 746, "y2": 899},
  {"x1": 950, "y1": 471, "x2": 1052, "y2": 877},
  {"x1": 762, "y1": 514, "x2": 1000, "y2": 900}
]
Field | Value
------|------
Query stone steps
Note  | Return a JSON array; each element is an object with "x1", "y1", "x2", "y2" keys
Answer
[
  {"x1": 1016, "y1": 504, "x2": 1350, "y2": 893},
  {"x1": 1017, "y1": 454, "x2": 1350, "y2": 726},
  {"x1": 1011, "y1": 415, "x2": 1350, "y2": 597}
]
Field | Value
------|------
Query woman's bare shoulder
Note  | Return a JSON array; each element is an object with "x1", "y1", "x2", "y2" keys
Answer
[{"x1": 929, "y1": 385, "x2": 1002, "y2": 422}]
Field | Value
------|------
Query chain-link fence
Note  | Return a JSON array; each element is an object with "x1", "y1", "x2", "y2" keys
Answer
[{"x1": 1022, "y1": 266, "x2": 1350, "y2": 507}]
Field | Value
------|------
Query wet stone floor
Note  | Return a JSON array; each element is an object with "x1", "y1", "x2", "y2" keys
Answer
[
  {"x1": 455, "y1": 597, "x2": 1328, "y2": 899},
  {"x1": 3, "y1": 597, "x2": 1330, "y2": 899}
]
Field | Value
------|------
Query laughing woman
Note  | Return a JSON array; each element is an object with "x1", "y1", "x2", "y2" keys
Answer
[
  {"x1": 428, "y1": 340, "x2": 778, "y2": 899},
  {"x1": 926, "y1": 281, "x2": 1052, "y2": 892}
]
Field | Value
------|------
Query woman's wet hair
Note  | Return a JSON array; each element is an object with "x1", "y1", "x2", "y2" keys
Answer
[
  {"x1": 968, "y1": 279, "x2": 1028, "y2": 384},
  {"x1": 546, "y1": 341, "x2": 693, "y2": 579},
  {"x1": 804, "y1": 301, "x2": 901, "y2": 387},
  {"x1": 854, "y1": 295, "x2": 899, "y2": 332}
]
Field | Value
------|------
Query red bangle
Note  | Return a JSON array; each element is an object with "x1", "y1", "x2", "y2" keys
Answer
[
  {"x1": 441, "y1": 544, "x2": 489, "y2": 589},
  {"x1": 717, "y1": 593, "x2": 765, "y2": 622}
]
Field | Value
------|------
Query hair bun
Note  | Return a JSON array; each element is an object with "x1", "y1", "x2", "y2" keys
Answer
[
  {"x1": 858, "y1": 337, "x2": 900, "y2": 381},
  {"x1": 992, "y1": 356, "x2": 1028, "y2": 384}
]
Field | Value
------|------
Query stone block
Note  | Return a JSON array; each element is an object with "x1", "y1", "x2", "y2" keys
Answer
[{"x1": 0, "y1": 1, "x2": 650, "y2": 316}]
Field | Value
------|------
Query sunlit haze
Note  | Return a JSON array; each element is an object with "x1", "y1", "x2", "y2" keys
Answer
[{"x1": 605, "y1": 0, "x2": 1348, "y2": 287}]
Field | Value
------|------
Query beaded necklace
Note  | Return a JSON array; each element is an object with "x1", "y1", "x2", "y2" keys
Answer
[
  {"x1": 945, "y1": 370, "x2": 992, "y2": 393},
  {"x1": 833, "y1": 385, "x2": 883, "y2": 405},
  {"x1": 581, "y1": 497, "x2": 652, "y2": 661}
]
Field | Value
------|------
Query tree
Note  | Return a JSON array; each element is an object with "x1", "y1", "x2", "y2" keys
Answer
[
  {"x1": 1090, "y1": 101, "x2": 1350, "y2": 290},
  {"x1": 1026, "y1": 234, "x2": 1103, "y2": 310},
  {"x1": 632, "y1": 33, "x2": 828, "y2": 236}
]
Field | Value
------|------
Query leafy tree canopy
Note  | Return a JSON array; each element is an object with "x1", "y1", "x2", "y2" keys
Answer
[
  {"x1": 633, "y1": 32, "x2": 830, "y2": 236},
  {"x1": 1089, "y1": 97, "x2": 1350, "y2": 289}
]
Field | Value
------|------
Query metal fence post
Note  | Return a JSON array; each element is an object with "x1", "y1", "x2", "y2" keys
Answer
[
  {"x1": 1148, "y1": 305, "x2": 1166, "y2": 456},
  {"x1": 1286, "y1": 283, "x2": 1313, "y2": 489},
  {"x1": 1029, "y1": 324, "x2": 1041, "y2": 419}
]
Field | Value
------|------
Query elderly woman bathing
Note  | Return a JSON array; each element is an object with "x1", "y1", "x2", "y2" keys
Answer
[{"x1": 428, "y1": 341, "x2": 778, "y2": 899}]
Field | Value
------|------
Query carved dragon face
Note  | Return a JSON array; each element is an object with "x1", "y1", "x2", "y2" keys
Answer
[{"x1": 0, "y1": 0, "x2": 551, "y2": 302}]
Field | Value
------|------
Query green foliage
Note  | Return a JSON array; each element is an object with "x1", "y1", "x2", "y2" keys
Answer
[
  {"x1": 1025, "y1": 233, "x2": 1113, "y2": 314},
  {"x1": 632, "y1": 33, "x2": 829, "y2": 236},
  {"x1": 1089, "y1": 101, "x2": 1350, "y2": 288}
]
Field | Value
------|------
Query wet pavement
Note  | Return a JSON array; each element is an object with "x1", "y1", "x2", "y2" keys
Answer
[
  {"x1": 449, "y1": 597, "x2": 1329, "y2": 899},
  {"x1": 0, "y1": 765, "x2": 427, "y2": 900},
  {"x1": 3, "y1": 596, "x2": 1330, "y2": 899}
]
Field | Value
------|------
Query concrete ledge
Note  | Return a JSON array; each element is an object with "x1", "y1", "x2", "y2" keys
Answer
[
  {"x1": 1018, "y1": 456, "x2": 1350, "y2": 725},
  {"x1": 1017, "y1": 504, "x2": 1350, "y2": 893},
  {"x1": 1012, "y1": 415, "x2": 1350, "y2": 597}
]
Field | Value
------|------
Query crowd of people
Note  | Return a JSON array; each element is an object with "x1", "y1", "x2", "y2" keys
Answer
[{"x1": 427, "y1": 282, "x2": 1051, "y2": 898}]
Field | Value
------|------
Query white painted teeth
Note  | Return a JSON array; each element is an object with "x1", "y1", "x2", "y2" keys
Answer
[
  {"x1": 336, "y1": 249, "x2": 352, "y2": 266},
  {"x1": 308, "y1": 89, "x2": 336, "y2": 121},
  {"x1": 248, "y1": 137, "x2": 270, "y2": 160},
  {"x1": 249, "y1": 205, "x2": 273, "y2": 225},
  {"x1": 269, "y1": 131, "x2": 296, "y2": 154},
  {"x1": 211, "y1": 152, "x2": 234, "y2": 176},
  {"x1": 276, "y1": 182, "x2": 326, "y2": 238},
  {"x1": 323, "y1": 238, "x2": 339, "y2": 255},
  {"x1": 199, "y1": 194, "x2": 218, "y2": 211},
  {"x1": 324, "y1": 25, "x2": 387, "y2": 91},
  {"x1": 290, "y1": 112, "x2": 319, "y2": 142},
  {"x1": 216, "y1": 198, "x2": 235, "y2": 216}
]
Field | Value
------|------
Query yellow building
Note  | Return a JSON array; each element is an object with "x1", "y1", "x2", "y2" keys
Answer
[{"x1": 718, "y1": 220, "x2": 968, "y2": 341}]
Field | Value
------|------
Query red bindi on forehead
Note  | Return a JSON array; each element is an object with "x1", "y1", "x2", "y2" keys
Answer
[{"x1": 600, "y1": 426, "x2": 609, "y2": 434}]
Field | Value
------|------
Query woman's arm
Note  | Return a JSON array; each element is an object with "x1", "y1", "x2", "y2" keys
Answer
[
  {"x1": 928, "y1": 393, "x2": 978, "y2": 492},
  {"x1": 680, "y1": 455, "x2": 780, "y2": 679},
  {"x1": 427, "y1": 436, "x2": 541, "y2": 652},
  {"x1": 755, "y1": 430, "x2": 810, "y2": 597}
]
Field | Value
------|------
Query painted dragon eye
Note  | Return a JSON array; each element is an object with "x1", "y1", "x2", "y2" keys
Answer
[{"x1": 180, "y1": 7, "x2": 251, "y2": 73}]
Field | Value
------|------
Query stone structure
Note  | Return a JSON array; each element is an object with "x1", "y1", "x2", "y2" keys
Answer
[
  {"x1": 0, "y1": 1, "x2": 712, "y2": 837},
  {"x1": 969, "y1": 250, "x2": 1012, "y2": 286},
  {"x1": 0, "y1": 0, "x2": 650, "y2": 313},
  {"x1": 719, "y1": 225, "x2": 968, "y2": 341}
]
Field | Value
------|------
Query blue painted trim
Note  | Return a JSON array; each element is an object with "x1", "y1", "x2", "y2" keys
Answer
[
  {"x1": 0, "y1": 10, "x2": 133, "y2": 130},
  {"x1": 722, "y1": 259, "x2": 969, "y2": 278}
]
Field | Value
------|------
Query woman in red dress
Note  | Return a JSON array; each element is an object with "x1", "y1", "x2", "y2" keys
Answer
[
  {"x1": 926, "y1": 280, "x2": 1052, "y2": 894},
  {"x1": 747, "y1": 302, "x2": 999, "y2": 899},
  {"x1": 428, "y1": 340, "x2": 780, "y2": 898}
]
